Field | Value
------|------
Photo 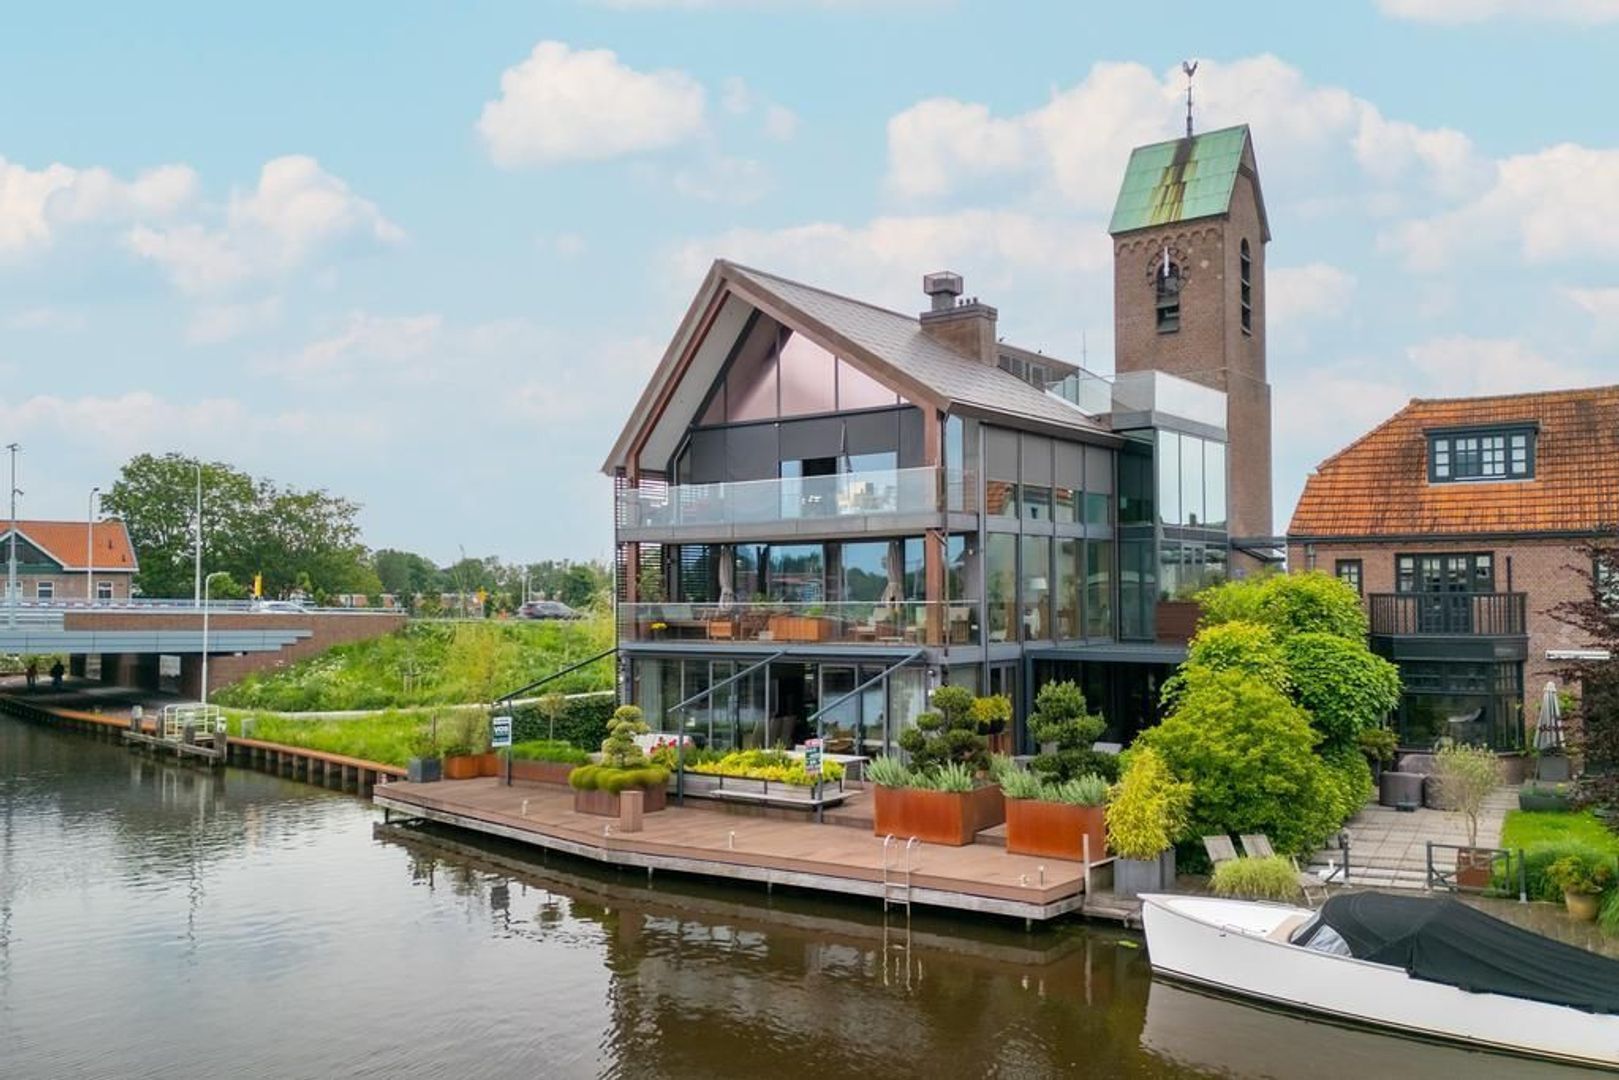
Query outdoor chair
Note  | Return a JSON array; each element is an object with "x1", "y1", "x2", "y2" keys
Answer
[
  {"x1": 1239, "y1": 834, "x2": 1326, "y2": 908},
  {"x1": 1202, "y1": 835, "x2": 1239, "y2": 867}
]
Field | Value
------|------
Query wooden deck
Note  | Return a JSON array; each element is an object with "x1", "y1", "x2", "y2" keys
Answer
[{"x1": 376, "y1": 778, "x2": 1092, "y2": 922}]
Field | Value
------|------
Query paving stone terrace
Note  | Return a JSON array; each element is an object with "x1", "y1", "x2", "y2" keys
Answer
[
  {"x1": 1307, "y1": 785, "x2": 1519, "y2": 890},
  {"x1": 374, "y1": 778, "x2": 1110, "y2": 922}
]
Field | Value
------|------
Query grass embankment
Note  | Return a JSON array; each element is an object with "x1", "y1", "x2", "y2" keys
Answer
[
  {"x1": 224, "y1": 711, "x2": 442, "y2": 767},
  {"x1": 213, "y1": 617, "x2": 613, "y2": 712}
]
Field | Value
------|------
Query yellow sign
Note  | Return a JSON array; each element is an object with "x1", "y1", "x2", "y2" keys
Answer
[{"x1": 253, "y1": 573, "x2": 263, "y2": 598}]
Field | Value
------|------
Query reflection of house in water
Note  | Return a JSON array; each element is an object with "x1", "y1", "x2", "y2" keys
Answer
[{"x1": 605, "y1": 125, "x2": 1279, "y2": 754}]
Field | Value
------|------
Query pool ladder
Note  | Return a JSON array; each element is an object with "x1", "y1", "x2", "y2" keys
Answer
[{"x1": 881, "y1": 834, "x2": 919, "y2": 912}]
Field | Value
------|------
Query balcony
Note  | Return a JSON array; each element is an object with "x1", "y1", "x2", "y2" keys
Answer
[
  {"x1": 618, "y1": 600, "x2": 980, "y2": 648},
  {"x1": 1367, "y1": 592, "x2": 1527, "y2": 637},
  {"x1": 618, "y1": 467, "x2": 965, "y2": 539}
]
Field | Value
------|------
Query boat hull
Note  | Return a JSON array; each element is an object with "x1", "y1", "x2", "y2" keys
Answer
[{"x1": 1140, "y1": 894, "x2": 1619, "y2": 1072}]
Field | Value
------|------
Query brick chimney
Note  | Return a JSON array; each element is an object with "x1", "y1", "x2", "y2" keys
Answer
[{"x1": 920, "y1": 271, "x2": 997, "y2": 365}]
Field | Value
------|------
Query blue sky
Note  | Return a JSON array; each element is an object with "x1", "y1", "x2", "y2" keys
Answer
[{"x1": 2, "y1": 1, "x2": 1617, "y2": 565}]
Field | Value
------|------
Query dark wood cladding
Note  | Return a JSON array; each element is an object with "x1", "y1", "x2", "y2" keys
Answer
[{"x1": 1368, "y1": 592, "x2": 1527, "y2": 637}]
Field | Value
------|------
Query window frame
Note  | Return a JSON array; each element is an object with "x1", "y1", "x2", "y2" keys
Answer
[
  {"x1": 35, "y1": 580, "x2": 53, "y2": 600},
  {"x1": 1334, "y1": 558, "x2": 1363, "y2": 597},
  {"x1": 1155, "y1": 262, "x2": 1182, "y2": 334},
  {"x1": 1427, "y1": 425, "x2": 1536, "y2": 483}
]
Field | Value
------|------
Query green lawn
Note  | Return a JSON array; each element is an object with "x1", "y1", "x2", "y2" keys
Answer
[
  {"x1": 212, "y1": 616, "x2": 613, "y2": 712},
  {"x1": 1502, "y1": 809, "x2": 1619, "y2": 857},
  {"x1": 225, "y1": 710, "x2": 446, "y2": 767}
]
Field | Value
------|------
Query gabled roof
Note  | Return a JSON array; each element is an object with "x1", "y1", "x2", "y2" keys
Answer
[
  {"x1": 1108, "y1": 124, "x2": 1268, "y2": 240},
  {"x1": 0, "y1": 519, "x2": 138, "y2": 571},
  {"x1": 602, "y1": 260, "x2": 1111, "y2": 475},
  {"x1": 1288, "y1": 385, "x2": 1619, "y2": 539}
]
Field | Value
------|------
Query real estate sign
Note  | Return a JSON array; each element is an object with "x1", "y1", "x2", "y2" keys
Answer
[
  {"x1": 490, "y1": 715, "x2": 513, "y2": 749},
  {"x1": 804, "y1": 737, "x2": 822, "y2": 778}
]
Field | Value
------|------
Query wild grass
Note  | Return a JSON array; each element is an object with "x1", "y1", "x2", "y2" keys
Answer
[
  {"x1": 225, "y1": 710, "x2": 448, "y2": 767},
  {"x1": 1210, "y1": 856, "x2": 1301, "y2": 902},
  {"x1": 213, "y1": 616, "x2": 613, "y2": 711}
]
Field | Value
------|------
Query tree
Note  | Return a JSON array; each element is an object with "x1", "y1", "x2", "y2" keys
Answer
[
  {"x1": 1547, "y1": 535, "x2": 1619, "y2": 812},
  {"x1": 1283, "y1": 632, "x2": 1402, "y2": 747},
  {"x1": 1026, "y1": 681, "x2": 1114, "y2": 783},
  {"x1": 898, "y1": 685, "x2": 990, "y2": 773},
  {"x1": 1141, "y1": 666, "x2": 1339, "y2": 857},
  {"x1": 1162, "y1": 621, "x2": 1291, "y2": 706},
  {"x1": 373, "y1": 549, "x2": 443, "y2": 605},
  {"x1": 1198, "y1": 571, "x2": 1368, "y2": 641}
]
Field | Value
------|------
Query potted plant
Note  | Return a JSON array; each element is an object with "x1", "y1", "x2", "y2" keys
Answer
[
  {"x1": 509, "y1": 739, "x2": 590, "y2": 785},
  {"x1": 1105, "y1": 747, "x2": 1192, "y2": 899},
  {"x1": 405, "y1": 728, "x2": 442, "y2": 784},
  {"x1": 1431, "y1": 743, "x2": 1503, "y2": 888},
  {"x1": 1544, "y1": 854, "x2": 1615, "y2": 922},
  {"x1": 1002, "y1": 769, "x2": 1109, "y2": 862},
  {"x1": 1357, "y1": 725, "x2": 1398, "y2": 784},
  {"x1": 874, "y1": 687, "x2": 1004, "y2": 844},
  {"x1": 971, "y1": 694, "x2": 1013, "y2": 757},
  {"x1": 567, "y1": 706, "x2": 669, "y2": 816},
  {"x1": 1519, "y1": 780, "x2": 1575, "y2": 812},
  {"x1": 440, "y1": 712, "x2": 488, "y2": 780}
]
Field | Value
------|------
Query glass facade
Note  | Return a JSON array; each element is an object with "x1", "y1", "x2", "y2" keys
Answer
[
  {"x1": 1158, "y1": 429, "x2": 1227, "y2": 529},
  {"x1": 1021, "y1": 535, "x2": 1052, "y2": 641},
  {"x1": 987, "y1": 534, "x2": 1018, "y2": 643}
]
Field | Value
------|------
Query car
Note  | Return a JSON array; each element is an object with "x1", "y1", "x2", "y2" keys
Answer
[
  {"x1": 252, "y1": 600, "x2": 308, "y2": 614},
  {"x1": 518, "y1": 600, "x2": 582, "y2": 620}
]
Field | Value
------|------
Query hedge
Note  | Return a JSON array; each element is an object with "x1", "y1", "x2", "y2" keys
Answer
[{"x1": 510, "y1": 692, "x2": 614, "y2": 751}]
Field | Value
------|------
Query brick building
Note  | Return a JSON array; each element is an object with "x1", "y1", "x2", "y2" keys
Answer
[
  {"x1": 1288, "y1": 385, "x2": 1619, "y2": 750},
  {"x1": 0, "y1": 519, "x2": 137, "y2": 602}
]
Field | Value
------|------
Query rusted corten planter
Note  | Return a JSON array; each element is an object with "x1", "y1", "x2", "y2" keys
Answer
[
  {"x1": 1004, "y1": 798, "x2": 1106, "y2": 862},
  {"x1": 872, "y1": 784, "x2": 1004, "y2": 846},
  {"x1": 573, "y1": 785, "x2": 668, "y2": 817},
  {"x1": 478, "y1": 753, "x2": 503, "y2": 777},
  {"x1": 443, "y1": 755, "x2": 483, "y2": 780},
  {"x1": 509, "y1": 759, "x2": 576, "y2": 786}
]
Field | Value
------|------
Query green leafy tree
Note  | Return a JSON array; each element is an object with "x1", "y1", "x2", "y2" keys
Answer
[
  {"x1": 1162, "y1": 621, "x2": 1291, "y2": 706},
  {"x1": 1283, "y1": 632, "x2": 1402, "y2": 748},
  {"x1": 1141, "y1": 667, "x2": 1338, "y2": 857},
  {"x1": 1027, "y1": 680, "x2": 1114, "y2": 783},
  {"x1": 1105, "y1": 746, "x2": 1192, "y2": 860},
  {"x1": 898, "y1": 685, "x2": 989, "y2": 773},
  {"x1": 1199, "y1": 571, "x2": 1368, "y2": 641}
]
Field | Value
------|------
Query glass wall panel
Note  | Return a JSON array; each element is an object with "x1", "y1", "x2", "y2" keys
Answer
[
  {"x1": 1182, "y1": 435, "x2": 1205, "y2": 527},
  {"x1": 734, "y1": 544, "x2": 762, "y2": 599},
  {"x1": 987, "y1": 534, "x2": 1017, "y2": 643},
  {"x1": 1054, "y1": 443, "x2": 1083, "y2": 524},
  {"x1": 1119, "y1": 539, "x2": 1156, "y2": 640},
  {"x1": 902, "y1": 537, "x2": 926, "y2": 600},
  {"x1": 1021, "y1": 535, "x2": 1052, "y2": 641},
  {"x1": 840, "y1": 541, "x2": 889, "y2": 602},
  {"x1": 819, "y1": 665, "x2": 860, "y2": 754},
  {"x1": 1205, "y1": 441, "x2": 1227, "y2": 528},
  {"x1": 1021, "y1": 435, "x2": 1053, "y2": 522},
  {"x1": 1055, "y1": 538, "x2": 1080, "y2": 639},
  {"x1": 1158, "y1": 430, "x2": 1182, "y2": 526},
  {"x1": 1118, "y1": 439, "x2": 1153, "y2": 525},
  {"x1": 777, "y1": 332, "x2": 836, "y2": 415},
  {"x1": 767, "y1": 545, "x2": 824, "y2": 602},
  {"x1": 1086, "y1": 540, "x2": 1114, "y2": 638},
  {"x1": 1084, "y1": 491, "x2": 1111, "y2": 528},
  {"x1": 889, "y1": 667, "x2": 928, "y2": 758},
  {"x1": 836, "y1": 358, "x2": 899, "y2": 410},
  {"x1": 726, "y1": 326, "x2": 779, "y2": 421},
  {"x1": 985, "y1": 427, "x2": 1019, "y2": 518}
]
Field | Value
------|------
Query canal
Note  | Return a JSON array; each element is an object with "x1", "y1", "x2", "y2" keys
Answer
[{"x1": 0, "y1": 715, "x2": 1603, "y2": 1079}]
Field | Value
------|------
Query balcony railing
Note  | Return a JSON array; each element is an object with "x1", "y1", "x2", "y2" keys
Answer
[
  {"x1": 618, "y1": 600, "x2": 980, "y2": 648},
  {"x1": 619, "y1": 467, "x2": 964, "y2": 531},
  {"x1": 1367, "y1": 592, "x2": 1527, "y2": 637}
]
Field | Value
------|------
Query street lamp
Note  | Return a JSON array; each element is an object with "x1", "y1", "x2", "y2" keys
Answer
[
  {"x1": 86, "y1": 486, "x2": 100, "y2": 607},
  {"x1": 200, "y1": 570, "x2": 231, "y2": 704}
]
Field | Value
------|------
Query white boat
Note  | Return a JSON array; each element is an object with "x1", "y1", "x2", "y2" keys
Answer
[{"x1": 1141, "y1": 891, "x2": 1619, "y2": 1072}]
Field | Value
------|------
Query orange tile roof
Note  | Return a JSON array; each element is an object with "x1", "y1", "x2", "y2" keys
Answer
[
  {"x1": 0, "y1": 519, "x2": 138, "y2": 571},
  {"x1": 1289, "y1": 384, "x2": 1619, "y2": 539}
]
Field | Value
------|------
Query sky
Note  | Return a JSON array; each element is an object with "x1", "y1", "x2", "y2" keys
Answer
[{"x1": 2, "y1": 1, "x2": 1618, "y2": 566}]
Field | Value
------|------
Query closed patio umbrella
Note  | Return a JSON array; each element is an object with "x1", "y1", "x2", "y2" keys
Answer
[
  {"x1": 1535, "y1": 680, "x2": 1565, "y2": 753},
  {"x1": 880, "y1": 539, "x2": 904, "y2": 607},
  {"x1": 718, "y1": 545, "x2": 735, "y2": 612}
]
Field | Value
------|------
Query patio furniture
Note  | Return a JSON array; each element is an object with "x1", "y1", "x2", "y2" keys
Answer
[
  {"x1": 1202, "y1": 835, "x2": 1239, "y2": 867},
  {"x1": 1379, "y1": 770, "x2": 1426, "y2": 811}
]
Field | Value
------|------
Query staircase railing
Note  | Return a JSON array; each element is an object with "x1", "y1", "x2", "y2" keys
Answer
[
  {"x1": 495, "y1": 647, "x2": 617, "y2": 706},
  {"x1": 665, "y1": 651, "x2": 785, "y2": 804}
]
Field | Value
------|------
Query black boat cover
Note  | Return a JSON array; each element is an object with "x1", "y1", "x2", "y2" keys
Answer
[{"x1": 1314, "y1": 892, "x2": 1619, "y2": 1015}]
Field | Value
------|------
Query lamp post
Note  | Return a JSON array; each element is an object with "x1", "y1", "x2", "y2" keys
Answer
[
  {"x1": 86, "y1": 486, "x2": 100, "y2": 606},
  {"x1": 6, "y1": 443, "x2": 19, "y2": 628},
  {"x1": 200, "y1": 570, "x2": 230, "y2": 704},
  {"x1": 193, "y1": 463, "x2": 203, "y2": 610}
]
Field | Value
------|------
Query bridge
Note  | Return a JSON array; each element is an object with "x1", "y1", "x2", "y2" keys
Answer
[{"x1": 0, "y1": 600, "x2": 405, "y2": 697}]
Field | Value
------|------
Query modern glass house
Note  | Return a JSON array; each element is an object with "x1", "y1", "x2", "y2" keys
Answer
[{"x1": 603, "y1": 127, "x2": 1276, "y2": 755}]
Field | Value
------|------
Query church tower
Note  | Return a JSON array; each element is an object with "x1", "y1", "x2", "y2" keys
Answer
[{"x1": 1108, "y1": 124, "x2": 1273, "y2": 563}]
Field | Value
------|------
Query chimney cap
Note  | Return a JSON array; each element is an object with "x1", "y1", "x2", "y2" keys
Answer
[{"x1": 923, "y1": 271, "x2": 964, "y2": 296}]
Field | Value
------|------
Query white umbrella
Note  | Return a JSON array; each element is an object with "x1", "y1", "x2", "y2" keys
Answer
[
  {"x1": 717, "y1": 545, "x2": 735, "y2": 612},
  {"x1": 880, "y1": 539, "x2": 904, "y2": 607},
  {"x1": 1535, "y1": 680, "x2": 1565, "y2": 753}
]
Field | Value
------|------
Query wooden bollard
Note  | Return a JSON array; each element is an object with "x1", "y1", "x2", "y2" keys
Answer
[{"x1": 619, "y1": 789, "x2": 645, "y2": 834}]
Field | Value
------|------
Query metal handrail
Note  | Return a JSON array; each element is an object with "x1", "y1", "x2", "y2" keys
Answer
[
  {"x1": 666, "y1": 650, "x2": 785, "y2": 804},
  {"x1": 804, "y1": 648, "x2": 925, "y2": 821},
  {"x1": 496, "y1": 647, "x2": 617, "y2": 705}
]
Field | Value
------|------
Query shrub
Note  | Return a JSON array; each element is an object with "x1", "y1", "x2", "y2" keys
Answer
[
  {"x1": 1358, "y1": 725, "x2": 1399, "y2": 764},
  {"x1": 1210, "y1": 856, "x2": 1302, "y2": 902},
  {"x1": 970, "y1": 694, "x2": 1012, "y2": 735},
  {"x1": 509, "y1": 739, "x2": 589, "y2": 765},
  {"x1": 898, "y1": 686, "x2": 989, "y2": 773},
  {"x1": 599, "y1": 706, "x2": 649, "y2": 768},
  {"x1": 438, "y1": 710, "x2": 488, "y2": 757},
  {"x1": 1198, "y1": 571, "x2": 1367, "y2": 642},
  {"x1": 1163, "y1": 622, "x2": 1291, "y2": 705},
  {"x1": 1545, "y1": 853, "x2": 1616, "y2": 896},
  {"x1": 682, "y1": 749, "x2": 845, "y2": 787},
  {"x1": 1513, "y1": 841, "x2": 1619, "y2": 902},
  {"x1": 999, "y1": 768, "x2": 1046, "y2": 800},
  {"x1": 1027, "y1": 681, "x2": 1112, "y2": 784},
  {"x1": 1431, "y1": 744, "x2": 1502, "y2": 847},
  {"x1": 867, "y1": 755, "x2": 916, "y2": 788},
  {"x1": 1602, "y1": 888, "x2": 1619, "y2": 935},
  {"x1": 1105, "y1": 747, "x2": 1192, "y2": 861},
  {"x1": 1045, "y1": 774, "x2": 1108, "y2": 807},
  {"x1": 928, "y1": 761, "x2": 977, "y2": 793},
  {"x1": 510, "y1": 692, "x2": 613, "y2": 751},
  {"x1": 1140, "y1": 667, "x2": 1339, "y2": 857},
  {"x1": 567, "y1": 763, "x2": 667, "y2": 792},
  {"x1": 1320, "y1": 746, "x2": 1375, "y2": 825},
  {"x1": 1284, "y1": 632, "x2": 1402, "y2": 748}
]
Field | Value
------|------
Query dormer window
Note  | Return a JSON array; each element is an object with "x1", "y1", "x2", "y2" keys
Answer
[
  {"x1": 1156, "y1": 260, "x2": 1182, "y2": 333},
  {"x1": 1428, "y1": 426, "x2": 1535, "y2": 483}
]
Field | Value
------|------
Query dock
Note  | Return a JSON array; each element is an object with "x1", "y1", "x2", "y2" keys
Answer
[{"x1": 377, "y1": 777, "x2": 1129, "y2": 924}]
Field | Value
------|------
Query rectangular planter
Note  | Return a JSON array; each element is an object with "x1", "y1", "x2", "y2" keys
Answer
[
  {"x1": 1004, "y1": 798, "x2": 1106, "y2": 863},
  {"x1": 477, "y1": 752, "x2": 503, "y2": 778},
  {"x1": 510, "y1": 759, "x2": 576, "y2": 786},
  {"x1": 872, "y1": 784, "x2": 1004, "y2": 846},
  {"x1": 1114, "y1": 850, "x2": 1176, "y2": 899},
  {"x1": 406, "y1": 757, "x2": 442, "y2": 784},
  {"x1": 443, "y1": 755, "x2": 483, "y2": 780},
  {"x1": 573, "y1": 785, "x2": 668, "y2": 817}
]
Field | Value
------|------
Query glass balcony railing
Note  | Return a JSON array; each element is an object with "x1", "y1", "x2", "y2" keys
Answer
[
  {"x1": 618, "y1": 600, "x2": 980, "y2": 647},
  {"x1": 619, "y1": 467, "x2": 964, "y2": 531}
]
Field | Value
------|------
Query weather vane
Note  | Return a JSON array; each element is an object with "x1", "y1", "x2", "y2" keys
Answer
[{"x1": 1182, "y1": 59, "x2": 1198, "y2": 138}]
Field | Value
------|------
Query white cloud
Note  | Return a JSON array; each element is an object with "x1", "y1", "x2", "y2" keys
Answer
[
  {"x1": 186, "y1": 297, "x2": 283, "y2": 345},
  {"x1": 1269, "y1": 263, "x2": 1357, "y2": 326},
  {"x1": 1567, "y1": 285, "x2": 1619, "y2": 326},
  {"x1": 476, "y1": 41, "x2": 706, "y2": 167},
  {"x1": 127, "y1": 156, "x2": 400, "y2": 293},
  {"x1": 763, "y1": 104, "x2": 799, "y2": 142},
  {"x1": 669, "y1": 156, "x2": 770, "y2": 203},
  {"x1": 1377, "y1": 0, "x2": 1619, "y2": 23},
  {"x1": 0, "y1": 156, "x2": 196, "y2": 255},
  {"x1": 274, "y1": 311, "x2": 444, "y2": 385},
  {"x1": 1405, "y1": 334, "x2": 1607, "y2": 395},
  {"x1": 1384, "y1": 144, "x2": 1619, "y2": 271},
  {"x1": 883, "y1": 55, "x2": 1479, "y2": 208}
]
